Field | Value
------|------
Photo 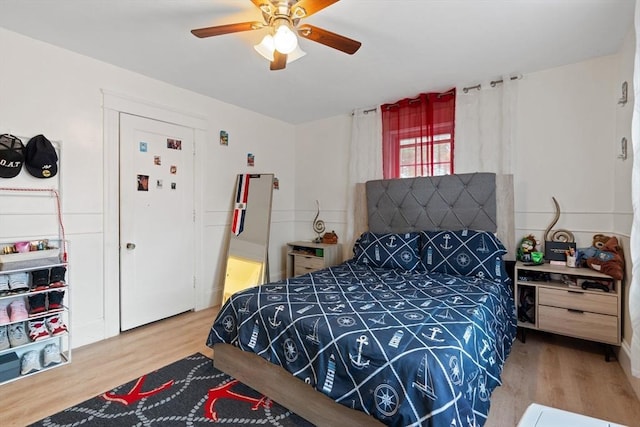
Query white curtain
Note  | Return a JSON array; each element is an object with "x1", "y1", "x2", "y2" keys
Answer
[
  {"x1": 455, "y1": 77, "x2": 519, "y2": 175},
  {"x1": 345, "y1": 107, "x2": 382, "y2": 255},
  {"x1": 630, "y1": 0, "x2": 640, "y2": 377}
]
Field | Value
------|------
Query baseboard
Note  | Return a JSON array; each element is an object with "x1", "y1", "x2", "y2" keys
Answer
[{"x1": 617, "y1": 340, "x2": 640, "y2": 400}]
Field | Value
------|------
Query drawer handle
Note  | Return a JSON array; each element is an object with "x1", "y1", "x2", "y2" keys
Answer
[
  {"x1": 567, "y1": 290, "x2": 584, "y2": 294},
  {"x1": 567, "y1": 308, "x2": 584, "y2": 314}
]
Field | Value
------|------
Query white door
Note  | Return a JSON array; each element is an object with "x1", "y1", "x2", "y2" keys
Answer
[{"x1": 119, "y1": 113, "x2": 195, "y2": 330}]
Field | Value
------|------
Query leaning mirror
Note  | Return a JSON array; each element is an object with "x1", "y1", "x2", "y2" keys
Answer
[{"x1": 222, "y1": 173, "x2": 274, "y2": 303}]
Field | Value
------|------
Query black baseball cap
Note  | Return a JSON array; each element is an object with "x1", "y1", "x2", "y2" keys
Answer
[
  {"x1": 0, "y1": 134, "x2": 25, "y2": 178},
  {"x1": 25, "y1": 134, "x2": 58, "y2": 178}
]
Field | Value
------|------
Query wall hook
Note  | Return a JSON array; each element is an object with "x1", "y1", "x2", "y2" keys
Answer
[
  {"x1": 618, "y1": 137, "x2": 628, "y2": 160},
  {"x1": 618, "y1": 81, "x2": 628, "y2": 106}
]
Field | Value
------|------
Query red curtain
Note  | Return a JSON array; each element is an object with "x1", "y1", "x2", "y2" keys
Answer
[{"x1": 381, "y1": 90, "x2": 456, "y2": 178}]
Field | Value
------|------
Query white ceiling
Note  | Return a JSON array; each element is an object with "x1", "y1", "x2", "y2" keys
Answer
[{"x1": 0, "y1": 0, "x2": 634, "y2": 124}]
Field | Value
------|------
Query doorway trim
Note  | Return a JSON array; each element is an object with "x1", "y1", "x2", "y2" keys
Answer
[{"x1": 102, "y1": 90, "x2": 207, "y2": 338}]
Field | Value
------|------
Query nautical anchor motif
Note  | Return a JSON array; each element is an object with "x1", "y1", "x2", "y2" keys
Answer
[
  {"x1": 349, "y1": 335, "x2": 370, "y2": 369},
  {"x1": 450, "y1": 296, "x2": 463, "y2": 305},
  {"x1": 412, "y1": 353, "x2": 437, "y2": 400},
  {"x1": 293, "y1": 286, "x2": 310, "y2": 293},
  {"x1": 103, "y1": 374, "x2": 174, "y2": 405},
  {"x1": 386, "y1": 235, "x2": 398, "y2": 248},
  {"x1": 441, "y1": 233, "x2": 453, "y2": 250},
  {"x1": 390, "y1": 301, "x2": 405, "y2": 310},
  {"x1": 204, "y1": 379, "x2": 272, "y2": 422},
  {"x1": 268, "y1": 305, "x2": 285, "y2": 328},
  {"x1": 328, "y1": 303, "x2": 345, "y2": 312},
  {"x1": 265, "y1": 286, "x2": 283, "y2": 293},
  {"x1": 422, "y1": 326, "x2": 445, "y2": 342}
]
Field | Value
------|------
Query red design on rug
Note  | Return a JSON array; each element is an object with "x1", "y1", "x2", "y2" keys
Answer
[
  {"x1": 102, "y1": 374, "x2": 174, "y2": 405},
  {"x1": 205, "y1": 379, "x2": 272, "y2": 422}
]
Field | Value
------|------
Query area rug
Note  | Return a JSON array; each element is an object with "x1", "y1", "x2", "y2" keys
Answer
[{"x1": 30, "y1": 352, "x2": 314, "y2": 426}]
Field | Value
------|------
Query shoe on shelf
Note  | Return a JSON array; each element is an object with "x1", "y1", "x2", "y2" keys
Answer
[
  {"x1": 49, "y1": 266, "x2": 66, "y2": 288},
  {"x1": 47, "y1": 290, "x2": 65, "y2": 311},
  {"x1": 9, "y1": 298, "x2": 28, "y2": 322},
  {"x1": 30, "y1": 269, "x2": 50, "y2": 291},
  {"x1": 27, "y1": 319, "x2": 50, "y2": 342},
  {"x1": 8, "y1": 322, "x2": 30, "y2": 347},
  {"x1": 21, "y1": 350, "x2": 42, "y2": 375},
  {"x1": 45, "y1": 314, "x2": 67, "y2": 336},
  {"x1": 8, "y1": 273, "x2": 29, "y2": 293},
  {"x1": 0, "y1": 274, "x2": 9, "y2": 295},
  {"x1": 0, "y1": 325, "x2": 9, "y2": 350},
  {"x1": 0, "y1": 301, "x2": 10, "y2": 324},
  {"x1": 43, "y1": 343, "x2": 61, "y2": 367},
  {"x1": 27, "y1": 293, "x2": 47, "y2": 316}
]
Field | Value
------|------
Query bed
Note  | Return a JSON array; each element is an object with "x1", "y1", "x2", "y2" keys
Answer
[{"x1": 207, "y1": 173, "x2": 516, "y2": 427}]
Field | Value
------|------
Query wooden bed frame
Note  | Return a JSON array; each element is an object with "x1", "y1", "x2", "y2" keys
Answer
[{"x1": 212, "y1": 173, "x2": 514, "y2": 426}]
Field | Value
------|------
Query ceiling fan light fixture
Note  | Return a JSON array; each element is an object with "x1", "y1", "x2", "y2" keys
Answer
[
  {"x1": 254, "y1": 34, "x2": 306, "y2": 64},
  {"x1": 254, "y1": 34, "x2": 275, "y2": 61},
  {"x1": 273, "y1": 19, "x2": 298, "y2": 54}
]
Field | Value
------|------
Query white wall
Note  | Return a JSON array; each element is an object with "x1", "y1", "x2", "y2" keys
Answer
[{"x1": 0, "y1": 27, "x2": 296, "y2": 347}]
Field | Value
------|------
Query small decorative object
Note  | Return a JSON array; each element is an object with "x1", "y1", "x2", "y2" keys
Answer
[
  {"x1": 583, "y1": 235, "x2": 624, "y2": 280},
  {"x1": 273, "y1": 177, "x2": 279, "y2": 190},
  {"x1": 543, "y1": 197, "x2": 576, "y2": 264},
  {"x1": 139, "y1": 141, "x2": 148, "y2": 152},
  {"x1": 220, "y1": 130, "x2": 229, "y2": 146},
  {"x1": 322, "y1": 231, "x2": 338, "y2": 244},
  {"x1": 312, "y1": 200, "x2": 326, "y2": 243},
  {"x1": 247, "y1": 153, "x2": 255, "y2": 167}
]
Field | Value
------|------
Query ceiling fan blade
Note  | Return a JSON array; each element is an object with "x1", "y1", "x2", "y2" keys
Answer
[
  {"x1": 191, "y1": 22, "x2": 263, "y2": 38},
  {"x1": 270, "y1": 51, "x2": 287, "y2": 70},
  {"x1": 297, "y1": 24, "x2": 361, "y2": 54},
  {"x1": 291, "y1": 0, "x2": 340, "y2": 19}
]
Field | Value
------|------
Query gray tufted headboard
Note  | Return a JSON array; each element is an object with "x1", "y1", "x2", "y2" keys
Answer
[{"x1": 355, "y1": 173, "x2": 515, "y2": 259}]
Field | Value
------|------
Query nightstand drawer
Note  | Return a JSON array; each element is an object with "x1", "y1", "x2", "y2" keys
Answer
[
  {"x1": 294, "y1": 255, "x2": 325, "y2": 275},
  {"x1": 538, "y1": 305, "x2": 618, "y2": 344},
  {"x1": 539, "y1": 288, "x2": 617, "y2": 315}
]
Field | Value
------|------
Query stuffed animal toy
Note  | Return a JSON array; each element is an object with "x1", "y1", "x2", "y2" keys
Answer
[
  {"x1": 585, "y1": 235, "x2": 624, "y2": 280},
  {"x1": 517, "y1": 234, "x2": 538, "y2": 262},
  {"x1": 578, "y1": 234, "x2": 612, "y2": 264}
]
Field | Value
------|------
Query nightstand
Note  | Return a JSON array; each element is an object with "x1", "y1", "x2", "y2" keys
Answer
[
  {"x1": 286, "y1": 241, "x2": 342, "y2": 278},
  {"x1": 514, "y1": 261, "x2": 621, "y2": 360}
]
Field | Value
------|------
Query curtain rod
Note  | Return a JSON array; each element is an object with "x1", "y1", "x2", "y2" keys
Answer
[{"x1": 463, "y1": 75, "x2": 522, "y2": 93}]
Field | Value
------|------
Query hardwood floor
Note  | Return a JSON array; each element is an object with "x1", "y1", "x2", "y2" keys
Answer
[{"x1": 1, "y1": 307, "x2": 638, "y2": 426}]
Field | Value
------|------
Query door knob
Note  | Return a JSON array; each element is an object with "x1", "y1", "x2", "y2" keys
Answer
[{"x1": 126, "y1": 243, "x2": 136, "y2": 250}]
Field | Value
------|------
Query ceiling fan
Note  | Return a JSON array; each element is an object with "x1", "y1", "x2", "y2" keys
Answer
[{"x1": 191, "y1": 0, "x2": 362, "y2": 70}]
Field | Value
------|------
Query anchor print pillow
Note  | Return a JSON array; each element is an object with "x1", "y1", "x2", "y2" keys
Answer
[
  {"x1": 420, "y1": 229, "x2": 509, "y2": 282},
  {"x1": 353, "y1": 232, "x2": 421, "y2": 271}
]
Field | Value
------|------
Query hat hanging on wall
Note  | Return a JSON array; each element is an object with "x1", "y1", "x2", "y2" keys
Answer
[
  {"x1": 25, "y1": 134, "x2": 58, "y2": 178},
  {"x1": 0, "y1": 134, "x2": 25, "y2": 178}
]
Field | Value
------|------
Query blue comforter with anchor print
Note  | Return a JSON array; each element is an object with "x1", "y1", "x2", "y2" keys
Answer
[{"x1": 207, "y1": 261, "x2": 516, "y2": 426}]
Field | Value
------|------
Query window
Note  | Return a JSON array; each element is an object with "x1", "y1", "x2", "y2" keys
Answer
[{"x1": 382, "y1": 90, "x2": 456, "y2": 179}]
